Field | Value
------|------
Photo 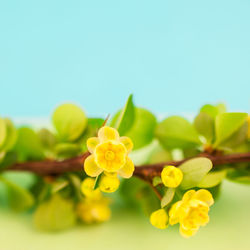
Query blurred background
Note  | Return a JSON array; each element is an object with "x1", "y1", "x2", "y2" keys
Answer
[
  {"x1": 0, "y1": 1, "x2": 250, "y2": 250},
  {"x1": 0, "y1": 0, "x2": 249, "y2": 118}
]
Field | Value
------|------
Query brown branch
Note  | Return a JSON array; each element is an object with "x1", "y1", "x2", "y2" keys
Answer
[{"x1": 7, "y1": 152, "x2": 250, "y2": 180}]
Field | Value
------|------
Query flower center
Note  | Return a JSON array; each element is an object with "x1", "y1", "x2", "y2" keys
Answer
[{"x1": 105, "y1": 150, "x2": 115, "y2": 161}]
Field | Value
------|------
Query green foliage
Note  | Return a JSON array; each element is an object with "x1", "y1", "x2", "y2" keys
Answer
[
  {"x1": 227, "y1": 168, "x2": 250, "y2": 184},
  {"x1": 14, "y1": 127, "x2": 44, "y2": 161},
  {"x1": 112, "y1": 107, "x2": 156, "y2": 149},
  {"x1": 179, "y1": 157, "x2": 213, "y2": 189},
  {"x1": 214, "y1": 113, "x2": 248, "y2": 148},
  {"x1": 33, "y1": 194, "x2": 76, "y2": 231},
  {"x1": 113, "y1": 94, "x2": 135, "y2": 135},
  {"x1": 52, "y1": 103, "x2": 87, "y2": 142},
  {"x1": 194, "y1": 112, "x2": 214, "y2": 143},
  {"x1": 161, "y1": 188, "x2": 175, "y2": 208},
  {"x1": 156, "y1": 116, "x2": 201, "y2": 150},
  {"x1": 0, "y1": 175, "x2": 34, "y2": 212},
  {"x1": 198, "y1": 170, "x2": 226, "y2": 188}
]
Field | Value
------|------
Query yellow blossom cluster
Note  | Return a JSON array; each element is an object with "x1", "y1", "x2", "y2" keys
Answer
[
  {"x1": 84, "y1": 126, "x2": 134, "y2": 193},
  {"x1": 76, "y1": 178, "x2": 111, "y2": 223}
]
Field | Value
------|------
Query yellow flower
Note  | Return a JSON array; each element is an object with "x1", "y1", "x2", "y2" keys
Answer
[
  {"x1": 150, "y1": 209, "x2": 168, "y2": 229},
  {"x1": 84, "y1": 126, "x2": 134, "y2": 188},
  {"x1": 161, "y1": 165, "x2": 183, "y2": 188},
  {"x1": 169, "y1": 189, "x2": 214, "y2": 238},
  {"x1": 99, "y1": 173, "x2": 120, "y2": 193},
  {"x1": 80, "y1": 177, "x2": 101, "y2": 200},
  {"x1": 77, "y1": 197, "x2": 111, "y2": 224}
]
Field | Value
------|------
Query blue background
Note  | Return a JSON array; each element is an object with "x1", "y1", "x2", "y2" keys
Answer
[{"x1": 0, "y1": 0, "x2": 249, "y2": 117}]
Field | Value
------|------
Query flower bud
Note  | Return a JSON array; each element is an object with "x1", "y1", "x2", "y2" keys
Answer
[
  {"x1": 161, "y1": 165, "x2": 183, "y2": 188},
  {"x1": 150, "y1": 209, "x2": 168, "y2": 229}
]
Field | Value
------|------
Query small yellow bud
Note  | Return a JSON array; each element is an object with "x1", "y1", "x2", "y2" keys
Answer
[
  {"x1": 80, "y1": 177, "x2": 101, "y2": 199},
  {"x1": 161, "y1": 165, "x2": 183, "y2": 188},
  {"x1": 77, "y1": 199, "x2": 111, "y2": 223},
  {"x1": 99, "y1": 174, "x2": 120, "y2": 193},
  {"x1": 150, "y1": 209, "x2": 168, "y2": 229}
]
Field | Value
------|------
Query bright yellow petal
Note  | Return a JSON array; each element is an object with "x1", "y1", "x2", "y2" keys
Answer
[
  {"x1": 99, "y1": 174, "x2": 120, "y2": 193},
  {"x1": 119, "y1": 136, "x2": 133, "y2": 152},
  {"x1": 98, "y1": 126, "x2": 119, "y2": 142},
  {"x1": 182, "y1": 190, "x2": 196, "y2": 203},
  {"x1": 150, "y1": 209, "x2": 168, "y2": 229},
  {"x1": 169, "y1": 201, "x2": 183, "y2": 225},
  {"x1": 84, "y1": 155, "x2": 103, "y2": 177},
  {"x1": 118, "y1": 157, "x2": 134, "y2": 178},
  {"x1": 179, "y1": 225, "x2": 198, "y2": 238},
  {"x1": 87, "y1": 137, "x2": 100, "y2": 153},
  {"x1": 194, "y1": 189, "x2": 214, "y2": 206}
]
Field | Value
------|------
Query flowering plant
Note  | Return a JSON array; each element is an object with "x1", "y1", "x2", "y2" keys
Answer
[{"x1": 0, "y1": 95, "x2": 249, "y2": 237}]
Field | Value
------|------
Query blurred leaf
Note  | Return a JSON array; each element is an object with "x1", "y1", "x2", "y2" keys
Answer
[
  {"x1": 14, "y1": 127, "x2": 44, "y2": 161},
  {"x1": 227, "y1": 168, "x2": 250, "y2": 185},
  {"x1": 0, "y1": 119, "x2": 18, "y2": 151},
  {"x1": 55, "y1": 143, "x2": 82, "y2": 158},
  {"x1": 80, "y1": 118, "x2": 104, "y2": 151},
  {"x1": 0, "y1": 118, "x2": 7, "y2": 148},
  {"x1": 0, "y1": 176, "x2": 34, "y2": 212},
  {"x1": 161, "y1": 188, "x2": 175, "y2": 208},
  {"x1": 67, "y1": 174, "x2": 82, "y2": 201},
  {"x1": 156, "y1": 116, "x2": 201, "y2": 150},
  {"x1": 33, "y1": 194, "x2": 76, "y2": 231},
  {"x1": 152, "y1": 176, "x2": 162, "y2": 186},
  {"x1": 0, "y1": 152, "x2": 17, "y2": 170},
  {"x1": 38, "y1": 128, "x2": 57, "y2": 149},
  {"x1": 52, "y1": 103, "x2": 87, "y2": 142},
  {"x1": 200, "y1": 103, "x2": 226, "y2": 119},
  {"x1": 113, "y1": 94, "x2": 135, "y2": 135},
  {"x1": 214, "y1": 113, "x2": 248, "y2": 147},
  {"x1": 112, "y1": 108, "x2": 156, "y2": 149},
  {"x1": 179, "y1": 157, "x2": 213, "y2": 189},
  {"x1": 198, "y1": 170, "x2": 226, "y2": 188},
  {"x1": 194, "y1": 112, "x2": 214, "y2": 143},
  {"x1": 218, "y1": 122, "x2": 248, "y2": 149}
]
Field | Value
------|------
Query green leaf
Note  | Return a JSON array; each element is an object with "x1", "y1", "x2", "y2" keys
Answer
[
  {"x1": 161, "y1": 188, "x2": 175, "y2": 208},
  {"x1": 194, "y1": 112, "x2": 214, "y2": 143},
  {"x1": 55, "y1": 143, "x2": 82, "y2": 158},
  {"x1": 112, "y1": 108, "x2": 157, "y2": 149},
  {"x1": 156, "y1": 116, "x2": 201, "y2": 150},
  {"x1": 152, "y1": 176, "x2": 162, "y2": 186},
  {"x1": 14, "y1": 127, "x2": 44, "y2": 161},
  {"x1": 214, "y1": 113, "x2": 248, "y2": 147},
  {"x1": 227, "y1": 168, "x2": 250, "y2": 185},
  {"x1": 38, "y1": 128, "x2": 57, "y2": 149},
  {"x1": 198, "y1": 170, "x2": 226, "y2": 188},
  {"x1": 113, "y1": 94, "x2": 135, "y2": 135},
  {"x1": 0, "y1": 118, "x2": 7, "y2": 148},
  {"x1": 33, "y1": 194, "x2": 76, "y2": 231},
  {"x1": 0, "y1": 176, "x2": 34, "y2": 212},
  {"x1": 217, "y1": 122, "x2": 248, "y2": 149},
  {"x1": 0, "y1": 118, "x2": 17, "y2": 151},
  {"x1": 179, "y1": 157, "x2": 213, "y2": 189},
  {"x1": 52, "y1": 103, "x2": 87, "y2": 141},
  {"x1": 0, "y1": 152, "x2": 17, "y2": 170}
]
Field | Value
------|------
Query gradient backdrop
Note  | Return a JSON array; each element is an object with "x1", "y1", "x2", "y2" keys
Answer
[{"x1": 0, "y1": 1, "x2": 250, "y2": 250}]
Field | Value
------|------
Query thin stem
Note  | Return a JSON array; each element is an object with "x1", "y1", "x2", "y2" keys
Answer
[{"x1": 7, "y1": 152, "x2": 250, "y2": 180}]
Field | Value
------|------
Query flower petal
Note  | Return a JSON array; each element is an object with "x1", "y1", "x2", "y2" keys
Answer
[
  {"x1": 87, "y1": 137, "x2": 100, "y2": 153},
  {"x1": 182, "y1": 190, "x2": 196, "y2": 203},
  {"x1": 169, "y1": 201, "x2": 183, "y2": 225},
  {"x1": 118, "y1": 157, "x2": 134, "y2": 178},
  {"x1": 119, "y1": 136, "x2": 133, "y2": 152},
  {"x1": 98, "y1": 126, "x2": 119, "y2": 142},
  {"x1": 179, "y1": 225, "x2": 198, "y2": 238},
  {"x1": 84, "y1": 155, "x2": 103, "y2": 177},
  {"x1": 194, "y1": 189, "x2": 214, "y2": 206}
]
